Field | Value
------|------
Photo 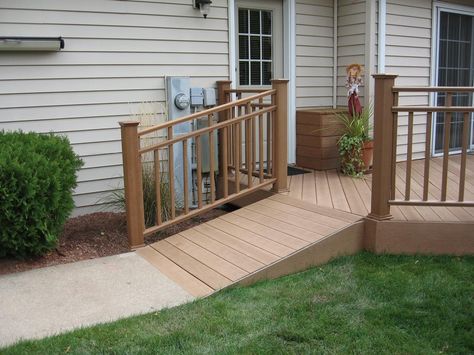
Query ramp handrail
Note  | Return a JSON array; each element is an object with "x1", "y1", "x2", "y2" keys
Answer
[{"x1": 120, "y1": 79, "x2": 288, "y2": 249}]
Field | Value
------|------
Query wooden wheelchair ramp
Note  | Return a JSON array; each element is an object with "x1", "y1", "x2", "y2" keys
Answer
[{"x1": 136, "y1": 194, "x2": 364, "y2": 297}]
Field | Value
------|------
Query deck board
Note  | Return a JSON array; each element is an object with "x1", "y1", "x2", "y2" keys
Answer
[
  {"x1": 137, "y1": 194, "x2": 357, "y2": 296},
  {"x1": 135, "y1": 246, "x2": 213, "y2": 297},
  {"x1": 220, "y1": 213, "x2": 309, "y2": 249},
  {"x1": 166, "y1": 234, "x2": 248, "y2": 281},
  {"x1": 179, "y1": 228, "x2": 264, "y2": 273},
  {"x1": 288, "y1": 155, "x2": 473, "y2": 222},
  {"x1": 234, "y1": 207, "x2": 325, "y2": 242}
]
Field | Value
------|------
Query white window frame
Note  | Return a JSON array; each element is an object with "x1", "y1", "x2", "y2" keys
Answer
[{"x1": 431, "y1": 2, "x2": 474, "y2": 156}]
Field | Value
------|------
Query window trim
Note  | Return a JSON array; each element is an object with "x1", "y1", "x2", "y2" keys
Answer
[
  {"x1": 237, "y1": 8, "x2": 273, "y2": 86},
  {"x1": 431, "y1": 2, "x2": 474, "y2": 156}
]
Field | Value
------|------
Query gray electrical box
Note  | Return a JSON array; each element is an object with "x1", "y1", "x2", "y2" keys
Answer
[
  {"x1": 165, "y1": 76, "x2": 192, "y2": 208},
  {"x1": 190, "y1": 87, "x2": 204, "y2": 107},
  {"x1": 196, "y1": 116, "x2": 219, "y2": 173}
]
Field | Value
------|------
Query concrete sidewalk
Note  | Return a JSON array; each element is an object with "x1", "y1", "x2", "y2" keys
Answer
[{"x1": 0, "y1": 252, "x2": 195, "y2": 348}]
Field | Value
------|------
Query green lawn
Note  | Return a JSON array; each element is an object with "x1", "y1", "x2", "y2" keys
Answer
[{"x1": 4, "y1": 253, "x2": 474, "y2": 354}]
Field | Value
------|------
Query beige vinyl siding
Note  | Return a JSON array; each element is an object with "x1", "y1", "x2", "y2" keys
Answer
[
  {"x1": 384, "y1": 0, "x2": 432, "y2": 160},
  {"x1": 0, "y1": 0, "x2": 229, "y2": 216},
  {"x1": 295, "y1": 0, "x2": 334, "y2": 108},
  {"x1": 337, "y1": 0, "x2": 367, "y2": 107}
]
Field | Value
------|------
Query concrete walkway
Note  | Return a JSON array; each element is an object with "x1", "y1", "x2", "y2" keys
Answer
[{"x1": 0, "y1": 252, "x2": 195, "y2": 348}]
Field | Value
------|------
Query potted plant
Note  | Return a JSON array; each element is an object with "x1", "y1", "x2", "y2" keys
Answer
[{"x1": 336, "y1": 104, "x2": 373, "y2": 176}]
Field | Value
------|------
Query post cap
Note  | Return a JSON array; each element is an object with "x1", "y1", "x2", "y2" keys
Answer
[
  {"x1": 271, "y1": 79, "x2": 289, "y2": 84},
  {"x1": 119, "y1": 121, "x2": 140, "y2": 127},
  {"x1": 372, "y1": 74, "x2": 398, "y2": 79}
]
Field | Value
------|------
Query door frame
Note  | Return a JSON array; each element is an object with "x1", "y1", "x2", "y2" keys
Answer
[
  {"x1": 430, "y1": 1, "x2": 474, "y2": 156},
  {"x1": 228, "y1": 0, "x2": 296, "y2": 164}
]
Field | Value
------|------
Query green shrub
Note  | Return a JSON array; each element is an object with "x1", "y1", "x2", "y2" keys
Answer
[{"x1": 0, "y1": 131, "x2": 83, "y2": 258}]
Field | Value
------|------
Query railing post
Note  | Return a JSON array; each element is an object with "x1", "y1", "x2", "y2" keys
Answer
[
  {"x1": 368, "y1": 74, "x2": 398, "y2": 220},
  {"x1": 271, "y1": 79, "x2": 289, "y2": 193},
  {"x1": 119, "y1": 121, "x2": 145, "y2": 249},
  {"x1": 216, "y1": 80, "x2": 232, "y2": 199}
]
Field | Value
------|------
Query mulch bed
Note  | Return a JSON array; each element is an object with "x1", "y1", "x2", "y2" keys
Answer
[{"x1": 0, "y1": 208, "x2": 228, "y2": 276}]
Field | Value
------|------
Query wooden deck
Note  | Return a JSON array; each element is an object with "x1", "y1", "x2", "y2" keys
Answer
[
  {"x1": 136, "y1": 155, "x2": 473, "y2": 297},
  {"x1": 285, "y1": 155, "x2": 474, "y2": 222},
  {"x1": 137, "y1": 194, "x2": 362, "y2": 297}
]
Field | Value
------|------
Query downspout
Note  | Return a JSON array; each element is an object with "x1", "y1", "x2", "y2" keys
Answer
[
  {"x1": 377, "y1": 0, "x2": 386, "y2": 73},
  {"x1": 228, "y1": 0, "x2": 236, "y2": 89},
  {"x1": 333, "y1": 0, "x2": 337, "y2": 109}
]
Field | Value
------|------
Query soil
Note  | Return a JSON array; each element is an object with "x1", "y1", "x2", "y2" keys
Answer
[{"x1": 0, "y1": 208, "x2": 229, "y2": 276}]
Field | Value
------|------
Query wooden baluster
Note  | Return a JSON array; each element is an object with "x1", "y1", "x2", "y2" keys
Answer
[
  {"x1": 119, "y1": 121, "x2": 145, "y2": 249},
  {"x1": 168, "y1": 126, "x2": 175, "y2": 220},
  {"x1": 196, "y1": 136, "x2": 203, "y2": 208},
  {"x1": 154, "y1": 150, "x2": 162, "y2": 225},
  {"x1": 422, "y1": 112, "x2": 432, "y2": 201},
  {"x1": 209, "y1": 114, "x2": 216, "y2": 203},
  {"x1": 266, "y1": 111, "x2": 272, "y2": 176},
  {"x1": 234, "y1": 121, "x2": 241, "y2": 193},
  {"x1": 252, "y1": 100, "x2": 259, "y2": 173},
  {"x1": 271, "y1": 79, "x2": 289, "y2": 192},
  {"x1": 391, "y1": 91, "x2": 399, "y2": 200},
  {"x1": 259, "y1": 113, "x2": 264, "y2": 183},
  {"x1": 441, "y1": 93, "x2": 452, "y2": 201},
  {"x1": 246, "y1": 102, "x2": 253, "y2": 188},
  {"x1": 405, "y1": 111, "x2": 414, "y2": 200},
  {"x1": 459, "y1": 112, "x2": 469, "y2": 201},
  {"x1": 182, "y1": 139, "x2": 189, "y2": 214},
  {"x1": 228, "y1": 93, "x2": 234, "y2": 169},
  {"x1": 369, "y1": 74, "x2": 398, "y2": 220},
  {"x1": 222, "y1": 125, "x2": 229, "y2": 198}
]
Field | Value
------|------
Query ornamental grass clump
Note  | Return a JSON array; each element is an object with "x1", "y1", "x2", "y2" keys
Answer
[{"x1": 0, "y1": 131, "x2": 83, "y2": 258}]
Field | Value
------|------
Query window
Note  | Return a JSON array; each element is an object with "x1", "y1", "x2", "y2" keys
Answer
[
  {"x1": 434, "y1": 10, "x2": 474, "y2": 153},
  {"x1": 238, "y1": 9, "x2": 272, "y2": 86}
]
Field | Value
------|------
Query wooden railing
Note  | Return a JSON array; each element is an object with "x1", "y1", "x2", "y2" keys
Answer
[
  {"x1": 369, "y1": 74, "x2": 474, "y2": 220},
  {"x1": 120, "y1": 79, "x2": 288, "y2": 249}
]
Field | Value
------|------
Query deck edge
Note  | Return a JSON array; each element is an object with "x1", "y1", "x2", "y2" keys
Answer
[{"x1": 229, "y1": 220, "x2": 365, "y2": 288}]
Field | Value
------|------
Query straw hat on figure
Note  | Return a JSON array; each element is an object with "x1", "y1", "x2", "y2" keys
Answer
[{"x1": 345, "y1": 64, "x2": 363, "y2": 117}]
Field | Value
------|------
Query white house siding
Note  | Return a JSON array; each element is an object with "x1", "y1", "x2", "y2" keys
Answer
[
  {"x1": 337, "y1": 0, "x2": 367, "y2": 107},
  {"x1": 384, "y1": 0, "x2": 432, "y2": 160},
  {"x1": 0, "y1": 0, "x2": 229, "y2": 215},
  {"x1": 295, "y1": 0, "x2": 335, "y2": 108}
]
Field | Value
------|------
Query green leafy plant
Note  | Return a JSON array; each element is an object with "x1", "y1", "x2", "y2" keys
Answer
[
  {"x1": 0, "y1": 131, "x2": 83, "y2": 258},
  {"x1": 336, "y1": 104, "x2": 373, "y2": 177}
]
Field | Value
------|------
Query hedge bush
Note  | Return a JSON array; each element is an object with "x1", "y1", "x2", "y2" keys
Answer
[{"x1": 0, "y1": 131, "x2": 83, "y2": 258}]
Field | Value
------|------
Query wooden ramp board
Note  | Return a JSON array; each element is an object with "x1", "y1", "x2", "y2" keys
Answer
[{"x1": 136, "y1": 194, "x2": 362, "y2": 297}]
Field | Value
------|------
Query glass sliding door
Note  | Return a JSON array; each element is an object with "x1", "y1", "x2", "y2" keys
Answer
[{"x1": 434, "y1": 10, "x2": 474, "y2": 154}]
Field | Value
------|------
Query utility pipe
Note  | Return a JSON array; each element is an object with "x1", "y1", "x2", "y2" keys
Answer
[
  {"x1": 378, "y1": 0, "x2": 386, "y2": 73},
  {"x1": 333, "y1": 0, "x2": 338, "y2": 109}
]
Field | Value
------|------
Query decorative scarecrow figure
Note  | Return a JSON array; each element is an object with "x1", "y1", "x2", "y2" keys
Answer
[{"x1": 345, "y1": 64, "x2": 363, "y2": 117}]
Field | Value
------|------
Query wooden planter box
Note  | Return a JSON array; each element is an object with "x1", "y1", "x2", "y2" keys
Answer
[{"x1": 296, "y1": 108, "x2": 347, "y2": 170}]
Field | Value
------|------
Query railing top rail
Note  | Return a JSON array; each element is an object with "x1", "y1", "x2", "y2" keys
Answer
[
  {"x1": 393, "y1": 86, "x2": 474, "y2": 93},
  {"x1": 137, "y1": 89, "x2": 276, "y2": 137},
  {"x1": 139, "y1": 105, "x2": 276, "y2": 154},
  {"x1": 392, "y1": 106, "x2": 474, "y2": 113}
]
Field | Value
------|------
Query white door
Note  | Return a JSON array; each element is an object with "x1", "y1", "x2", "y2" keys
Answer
[{"x1": 235, "y1": 0, "x2": 283, "y2": 89}]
